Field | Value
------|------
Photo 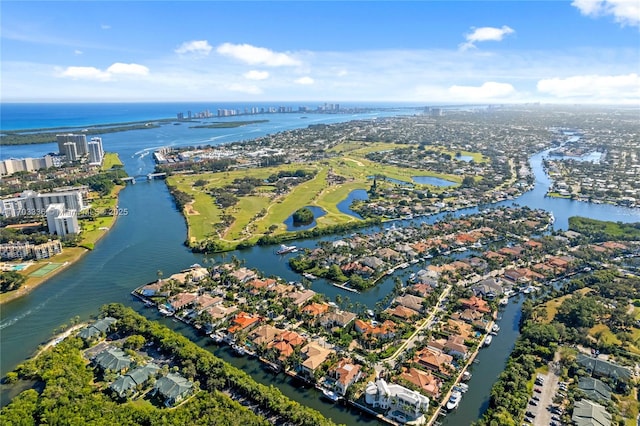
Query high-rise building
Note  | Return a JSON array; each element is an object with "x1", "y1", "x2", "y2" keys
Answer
[
  {"x1": 46, "y1": 203, "x2": 80, "y2": 237},
  {"x1": 57, "y1": 134, "x2": 88, "y2": 157},
  {"x1": 63, "y1": 142, "x2": 78, "y2": 161},
  {"x1": 88, "y1": 137, "x2": 104, "y2": 165}
]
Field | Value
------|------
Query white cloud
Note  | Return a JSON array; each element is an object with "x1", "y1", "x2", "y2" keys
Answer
[
  {"x1": 58, "y1": 62, "x2": 149, "y2": 81},
  {"x1": 106, "y1": 62, "x2": 150, "y2": 76},
  {"x1": 448, "y1": 82, "x2": 516, "y2": 100},
  {"x1": 100, "y1": 24, "x2": 111, "y2": 30},
  {"x1": 217, "y1": 43, "x2": 301, "y2": 67},
  {"x1": 243, "y1": 70, "x2": 269, "y2": 80},
  {"x1": 537, "y1": 73, "x2": 640, "y2": 98},
  {"x1": 74, "y1": 49, "x2": 83, "y2": 55},
  {"x1": 294, "y1": 76, "x2": 314, "y2": 85},
  {"x1": 227, "y1": 83, "x2": 263, "y2": 94},
  {"x1": 175, "y1": 40, "x2": 213, "y2": 56},
  {"x1": 60, "y1": 66, "x2": 111, "y2": 81},
  {"x1": 460, "y1": 25, "x2": 515, "y2": 50},
  {"x1": 572, "y1": 0, "x2": 640, "y2": 27}
]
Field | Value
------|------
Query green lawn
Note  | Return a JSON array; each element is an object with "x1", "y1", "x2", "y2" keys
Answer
[{"x1": 101, "y1": 152, "x2": 124, "y2": 170}]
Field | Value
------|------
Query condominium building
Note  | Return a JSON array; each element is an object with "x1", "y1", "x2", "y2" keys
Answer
[
  {"x1": 0, "y1": 240, "x2": 63, "y2": 260},
  {"x1": 46, "y1": 203, "x2": 80, "y2": 236},
  {"x1": 0, "y1": 189, "x2": 86, "y2": 218},
  {"x1": 88, "y1": 137, "x2": 104, "y2": 165},
  {"x1": 0, "y1": 155, "x2": 56, "y2": 176},
  {"x1": 57, "y1": 134, "x2": 88, "y2": 157},
  {"x1": 63, "y1": 141, "x2": 79, "y2": 161}
]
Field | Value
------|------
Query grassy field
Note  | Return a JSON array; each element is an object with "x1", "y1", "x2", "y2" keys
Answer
[
  {"x1": 536, "y1": 288, "x2": 592, "y2": 323},
  {"x1": 168, "y1": 141, "x2": 481, "y2": 249},
  {"x1": 101, "y1": 152, "x2": 124, "y2": 170}
]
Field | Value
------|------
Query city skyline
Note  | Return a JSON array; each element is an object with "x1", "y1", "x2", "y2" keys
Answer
[{"x1": 1, "y1": 0, "x2": 639, "y2": 104}]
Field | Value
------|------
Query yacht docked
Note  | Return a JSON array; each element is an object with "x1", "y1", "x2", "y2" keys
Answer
[
  {"x1": 483, "y1": 335, "x2": 493, "y2": 346},
  {"x1": 276, "y1": 244, "x2": 298, "y2": 255},
  {"x1": 446, "y1": 390, "x2": 462, "y2": 410}
]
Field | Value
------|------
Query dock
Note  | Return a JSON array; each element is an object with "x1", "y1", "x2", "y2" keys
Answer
[{"x1": 331, "y1": 282, "x2": 360, "y2": 293}]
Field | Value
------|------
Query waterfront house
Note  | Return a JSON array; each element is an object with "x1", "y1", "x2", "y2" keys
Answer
[
  {"x1": 154, "y1": 372, "x2": 193, "y2": 407},
  {"x1": 250, "y1": 324, "x2": 282, "y2": 347},
  {"x1": 385, "y1": 305, "x2": 419, "y2": 321},
  {"x1": 300, "y1": 342, "x2": 334, "y2": 377},
  {"x1": 227, "y1": 311, "x2": 261, "y2": 338},
  {"x1": 204, "y1": 303, "x2": 237, "y2": 323},
  {"x1": 457, "y1": 295, "x2": 491, "y2": 314},
  {"x1": 364, "y1": 379, "x2": 429, "y2": 423},
  {"x1": 78, "y1": 316, "x2": 117, "y2": 342},
  {"x1": 93, "y1": 348, "x2": 132, "y2": 374},
  {"x1": 269, "y1": 330, "x2": 306, "y2": 361},
  {"x1": 471, "y1": 277, "x2": 504, "y2": 299},
  {"x1": 302, "y1": 302, "x2": 330, "y2": 318},
  {"x1": 413, "y1": 347, "x2": 454, "y2": 376},
  {"x1": 139, "y1": 282, "x2": 168, "y2": 298},
  {"x1": 399, "y1": 367, "x2": 442, "y2": 399},
  {"x1": 168, "y1": 292, "x2": 197, "y2": 312},
  {"x1": 395, "y1": 294, "x2": 425, "y2": 312},
  {"x1": 328, "y1": 358, "x2": 362, "y2": 396},
  {"x1": 110, "y1": 363, "x2": 160, "y2": 399},
  {"x1": 428, "y1": 335, "x2": 469, "y2": 359},
  {"x1": 287, "y1": 289, "x2": 316, "y2": 307}
]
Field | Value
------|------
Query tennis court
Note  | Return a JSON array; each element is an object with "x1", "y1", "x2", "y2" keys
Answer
[{"x1": 29, "y1": 263, "x2": 63, "y2": 277}]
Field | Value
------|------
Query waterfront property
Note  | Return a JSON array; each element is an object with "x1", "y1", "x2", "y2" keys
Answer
[{"x1": 364, "y1": 378, "x2": 430, "y2": 424}]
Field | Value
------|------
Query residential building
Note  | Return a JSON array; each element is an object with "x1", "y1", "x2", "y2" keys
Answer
[
  {"x1": 0, "y1": 155, "x2": 55, "y2": 176},
  {"x1": 0, "y1": 240, "x2": 62, "y2": 260},
  {"x1": 110, "y1": 363, "x2": 160, "y2": 399},
  {"x1": 1, "y1": 189, "x2": 86, "y2": 218},
  {"x1": 78, "y1": 317, "x2": 117, "y2": 341},
  {"x1": 364, "y1": 379, "x2": 429, "y2": 423},
  {"x1": 93, "y1": 348, "x2": 132, "y2": 373},
  {"x1": 57, "y1": 133, "x2": 88, "y2": 157},
  {"x1": 46, "y1": 203, "x2": 80, "y2": 236},
  {"x1": 154, "y1": 372, "x2": 193, "y2": 406},
  {"x1": 328, "y1": 358, "x2": 362, "y2": 396},
  {"x1": 88, "y1": 137, "x2": 104, "y2": 165},
  {"x1": 571, "y1": 399, "x2": 611, "y2": 426},
  {"x1": 300, "y1": 342, "x2": 334, "y2": 376}
]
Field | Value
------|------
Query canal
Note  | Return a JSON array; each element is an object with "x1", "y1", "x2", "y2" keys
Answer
[{"x1": 1, "y1": 114, "x2": 638, "y2": 423}]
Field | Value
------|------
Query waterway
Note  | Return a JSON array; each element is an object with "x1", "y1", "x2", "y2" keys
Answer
[{"x1": 1, "y1": 111, "x2": 638, "y2": 423}]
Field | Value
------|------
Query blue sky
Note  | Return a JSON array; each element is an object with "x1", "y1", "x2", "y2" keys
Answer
[{"x1": 2, "y1": 1, "x2": 639, "y2": 104}]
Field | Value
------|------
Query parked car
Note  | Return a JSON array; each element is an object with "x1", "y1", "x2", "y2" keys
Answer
[
  {"x1": 525, "y1": 411, "x2": 536, "y2": 418},
  {"x1": 529, "y1": 400, "x2": 538, "y2": 406}
]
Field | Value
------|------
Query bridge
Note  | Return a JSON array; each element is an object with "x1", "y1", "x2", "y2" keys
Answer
[{"x1": 121, "y1": 172, "x2": 167, "y2": 185}]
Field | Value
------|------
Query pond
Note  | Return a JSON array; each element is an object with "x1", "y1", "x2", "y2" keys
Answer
[
  {"x1": 337, "y1": 189, "x2": 370, "y2": 219},
  {"x1": 412, "y1": 176, "x2": 457, "y2": 187},
  {"x1": 283, "y1": 206, "x2": 327, "y2": 231}
]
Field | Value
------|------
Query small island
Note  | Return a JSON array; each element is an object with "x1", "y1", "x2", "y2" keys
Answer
[{"x1": 292, "y1": 207, "x2": 314, "y2": 225}]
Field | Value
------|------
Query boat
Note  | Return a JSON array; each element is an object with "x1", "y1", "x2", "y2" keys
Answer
[
  {"x1": 158, "y1": 306, "x2": 174, "y2": 317},
  {"x1": 302, "y1": 272, "x2": 317, "y2": 280},
  {"x1": 210, "y1": 332, "x2": 224, "y2": 343},
  {"x1": 321, "y1": 388, "x2": 341, "y2": 402},
  {"x1": 276, "y1": 244, "x2": 298, "y2": 255},
  {"x1": 462, "y1": 371, "x2": 472, "y2": 381},
  {"x1": 454, "y1": 383, "x2": 469, "y2": 393},
  {"x1": 484, "y1": 335, "x2": 493, "y2": 346},
  {"x1": 367, "y1": 309, "x2": 375, "y2": 318},
  {"x1": 399, "y1": 262, "x2": 410, "y2": 269},
  {"x1": 446, "y1": 390, "x2": 462, "y2": 410},
  {"x1": 492, "y1": 323, "x2": 500, "y2": 333},
  {"x1": 499, "y1": 297, "x2": 509, "y2": 306},
  {"x1": 232, "y1": 344, "x2": 246, "y2": 356}
]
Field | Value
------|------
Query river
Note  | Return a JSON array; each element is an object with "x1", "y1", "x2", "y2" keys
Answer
[{"x1": 1, "y1": 113, "x2": 638, "y2": 423}]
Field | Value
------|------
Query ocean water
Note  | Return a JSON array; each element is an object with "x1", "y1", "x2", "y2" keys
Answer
[{"x1": 0, "y1": 102, "x2": 419, "y2": 131}]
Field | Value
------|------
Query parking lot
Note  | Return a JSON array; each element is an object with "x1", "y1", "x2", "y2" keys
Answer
[{"x1": 526, "y1": 358, "x2": 564, "y2": 425}]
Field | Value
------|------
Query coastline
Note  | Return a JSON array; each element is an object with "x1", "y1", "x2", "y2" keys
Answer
[{"x1": 0, "y1": 186, "x2": 125, "y2": 305}]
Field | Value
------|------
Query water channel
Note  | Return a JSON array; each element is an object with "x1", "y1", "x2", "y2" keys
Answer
[{"x1": 1, "y1": 114, "x2": 638, "y2": 423}]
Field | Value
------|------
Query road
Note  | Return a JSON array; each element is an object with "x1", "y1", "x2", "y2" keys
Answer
[{"x1": 374, "y1": 284, "x2": 452, "y2": 374}]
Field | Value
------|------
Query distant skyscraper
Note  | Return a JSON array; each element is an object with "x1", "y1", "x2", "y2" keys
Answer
[{"x1": 88, "y1": 137, "x2": 104, "y2": 165}]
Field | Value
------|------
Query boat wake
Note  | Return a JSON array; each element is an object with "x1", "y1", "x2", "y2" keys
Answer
[{"x1": 0, "y1": 301, "x2": 47, "y2": 331}]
